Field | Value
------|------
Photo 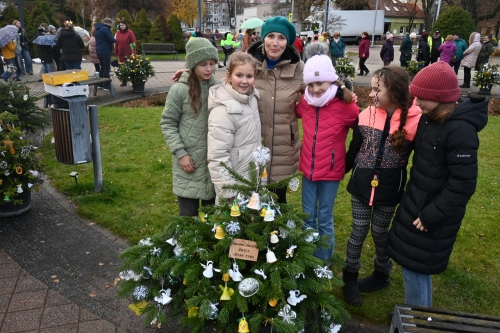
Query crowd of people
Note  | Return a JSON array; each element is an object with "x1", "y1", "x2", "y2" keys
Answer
[{"x1": 163, "y1": 16, "x2": 489, "y2": 310}]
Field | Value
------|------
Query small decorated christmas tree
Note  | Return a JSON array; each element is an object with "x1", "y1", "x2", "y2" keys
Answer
[{"x1": 118, "y1": 147, "x2": 348, "y2": 333}]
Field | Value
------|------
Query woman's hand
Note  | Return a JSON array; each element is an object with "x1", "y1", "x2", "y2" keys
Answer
[
  {"x1": 172, "y1": 69, "x2": 189, "y2": 82},
  {"x1": 413, "y1": 218, "x2": 427, "y2": 232},
  {"x1": 179, "y1": 155, "x2": 195, "y2": 174}
]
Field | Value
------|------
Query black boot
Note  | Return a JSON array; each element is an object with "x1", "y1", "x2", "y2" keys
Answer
[
  {"x1": 342, "y1": 269, "x2": 362, "y2": 306},
  {"x1": 358, "y1": 269, "x2": 390, "y2": 293}
]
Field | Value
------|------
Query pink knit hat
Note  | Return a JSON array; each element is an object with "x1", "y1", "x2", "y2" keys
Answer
[
  {"x1": 410, "y1": 61, "x2": 460, "y2": 103},
  {"x1": 303, "y1": 43, "x2": 338, "y2": 85}
]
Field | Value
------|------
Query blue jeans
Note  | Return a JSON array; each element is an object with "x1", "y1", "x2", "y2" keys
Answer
[
  {"x1": 64, "y1": 60, "x2": 82, "y2": 70},
  {"x1": 302, "y1": 176, "x2": 340, "y2": 261},
  {"x1": 1, "y1": 59, "x2": 19, "y2": 80},
  {"x1": 41, "y1": 63, "x2": 52, "y2": 74},
  {"x1": 402, "y1": 267, "x2": 432, "y2": 307},
  {"x1": 17, "y1": 48, "x2": 33, "y2": 74},
  {"x1": 97, "y1": 54, "x2": 111, "y2": 89}
]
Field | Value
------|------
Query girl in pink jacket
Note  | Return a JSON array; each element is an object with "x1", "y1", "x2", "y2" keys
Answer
[
  {"x1": 296, "y1": 43, "x2": 359, "y2": 262},
  {"x1": 438, "y1": 35, "x2": 457, "y2": 65}
]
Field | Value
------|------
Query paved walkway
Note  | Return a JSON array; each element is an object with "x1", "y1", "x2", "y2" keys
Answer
[{"x1": 0, "y1": 45, "x2": 481, "y2": 333}]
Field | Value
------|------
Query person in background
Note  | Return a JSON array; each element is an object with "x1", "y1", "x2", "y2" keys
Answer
[
  {"x1": 293, "y1": 34, "x2": 304, "y2": 60},
  {"x1": 416, "y1": 32, "x2": 430, "y2": 68},
  {"x1": 160, "y1": 38, "x2": 220, "y2": 216},
  {"x1": 56, "y1": 21, "x2": 85, "y2": 70},
  {"x1": 221, "y1": 32, "x2": 240, "y2": 67},
  {"x1": 13, "y1": 20, "x2": 33, "y2": 75},
  {"x1": 428, "y1": 30, "x2": 443, "y2": 64},
  {"x1": 459, "y1": 32, "x2": 481, "y2": 89},
  {"x1": 297, "y1": 42, "x2": 359, "y2": 262},
  {"x1": 438, "y1": 35, "x2": 457, "y2": 66},
  {"x1": 380, "y1": 33, "x2": 394, "y2": 66},
  {"x1": 242, "y1": 28, "x2": 254, "y2": 52},
  {"x1": 388, "y1": 61, "x2": 488, "y2": 307},
  {"x1": 88, "y1": 27, "x2": 100, "y2": 76},
  {"x1": 115, "y1": 20, "x2": 136, "y2": 86},
  {"x1": 452, "y1": 32, "x2": 467, "y2": 74},
  {"x1": 475, "y1": 34, "x2": 493, "y2": 70},
  {"x1": 35, "y1": 25, "x2": 53, "y2": 81},
  {"x1": 400, "y1": 32, "x2": 416, "y2": 67},
  {"x1": 1, "y1": 39, "x2": 21, "y2": 82},
  {"x1": 95, "y1": 18, "x2": 116, "y2": 91},
  {"x1": 48, "y1": 24, "x2": 61, "y2": 71},
  {"x1": 357, "y1": 31, "x2": 370, "y2": 76},
  {"x1": 11, "y1": 21, "x2": 23, "y2": 78},
  {"x1": 329, "y1": 31, "x2": 345, "y2": 66},
  {"x1": 195, "y1": 26, "x2": 204, "y2": 38},
  {"x1": 342, "y1": 66, "x2": 421, "y2": 307}
]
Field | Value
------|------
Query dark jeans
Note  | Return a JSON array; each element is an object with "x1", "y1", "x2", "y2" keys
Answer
[
  {"x1": 0, "y1": 56, "x2": 3, "y2": 75},
  {"x1": 463, "y1": 67, "x2": 471, "y2": 87},
  {"x1": 401, "y1": 60, "x2": 408, "y2": 67},
  {"x1": 384, "y1": 61, "x2": 391, "y2": 66},
  {"x1": 64, "y1": 61, "x2": 82, "y2": 70},
  {"x1": 177, "y1": 196, "x2": 215, "y2": 217},
  {"x1": 97, "y1": 54, "x2": 111, "y2": 89},
  {"x1": 453, "y1": 59, "x2": 462, "y2": 74},
  {"x1": 93, "y1": 63, "x2": 101, "y2": 73},
  {"x1": 359, "y1": 58, "x2": 369, "y2": 74}
]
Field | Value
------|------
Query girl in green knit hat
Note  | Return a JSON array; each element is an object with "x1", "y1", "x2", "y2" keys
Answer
[{"x1": 160, "y1": 38, "x2": 221, "y2": 216}]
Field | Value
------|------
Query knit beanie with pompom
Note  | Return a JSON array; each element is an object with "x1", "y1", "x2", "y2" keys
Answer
[
  {"x1": 410, "y1": 61, "x2": 460, "y2": 103},
  {"x1": 303, "y1": 43, "x2": 339, "y2": 85},
  {"x1": 185, "y1": 37, "x2": 219, "y2": 70}
]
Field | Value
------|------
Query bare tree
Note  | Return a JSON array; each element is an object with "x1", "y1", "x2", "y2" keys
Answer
[
  {"x1": 420, "y1": 0, "x2": 436, "y2": 31},
  {"x1": 335, "y1": 0, "x2": 369, "y2": 10},
  {"x1": 405, "y1": 0, "x2": 419, "y2": 32},
  {"x1": 272, "y1": 0, "x2": 326, "y2": 32}
]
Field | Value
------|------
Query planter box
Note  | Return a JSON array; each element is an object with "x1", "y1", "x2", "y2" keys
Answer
[
  {"x1": 42, "y1": 70, "x2": 89, "y2": 85},
  {"x1": 44, "y1": 83, "x2": 89, "y2": 98}
]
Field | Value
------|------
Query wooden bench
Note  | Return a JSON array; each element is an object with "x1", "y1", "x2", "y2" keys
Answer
[
  {"x1": 142, "y1": 43, "x2": 178, "y2": 60},
  {"x1": 390, "y1": 304, "x2": 500, "y2": 333},
  {"x1": 78, "y1": 77, "x2": 115, "y2": 98}
]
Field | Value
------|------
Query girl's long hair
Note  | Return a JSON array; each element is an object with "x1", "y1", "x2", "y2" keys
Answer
[
  {"x1": 373, "y1": 66, "x2": 412, "y2": 152},
  {"x1": 426, "y1": 102, "x2": 457, "y2": 124},
  {"x1": 188, "y1": 72, "x2": 202, "y2": 116}
]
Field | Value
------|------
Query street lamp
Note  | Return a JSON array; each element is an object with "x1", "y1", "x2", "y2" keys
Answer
[{"x1": 81, "y1": 8, "x2": 85, "y2": 30}]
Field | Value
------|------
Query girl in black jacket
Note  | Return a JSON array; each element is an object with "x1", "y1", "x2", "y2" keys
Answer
[
  {"x1": 56, "y1": 22, "x2": 84, "y2": 70},
  {"x1": 387, "y1": 61, "x2": 488, "y2": 307}
]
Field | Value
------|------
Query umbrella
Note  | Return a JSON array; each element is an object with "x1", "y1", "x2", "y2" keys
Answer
[
  {"x1": 32, "y1": 34, "x2": 56, "y2": 46},
  {"x1": 240, "y1": 18, "x2": 264, "y2": 30},
  {"x1": 74, "y1": 26, "x2": 90, "y2": 47},
  {"x1": 0, "y1": 25, "x2": 19, "y2": 48}
]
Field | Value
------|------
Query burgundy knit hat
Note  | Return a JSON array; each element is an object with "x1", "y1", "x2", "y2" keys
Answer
[{"x1": 410, "y1": 61, "x2": 460, "y2": 103}]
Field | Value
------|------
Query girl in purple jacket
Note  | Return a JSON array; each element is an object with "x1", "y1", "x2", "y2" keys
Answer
[{"x1": 296, "y1": 43, "x2": 359, "y2": 262}]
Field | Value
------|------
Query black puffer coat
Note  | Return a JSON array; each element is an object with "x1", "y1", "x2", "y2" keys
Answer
[
  {"x1": 56, "y1": 28, "x2": 84, "y2": 62},
  {"x1": 387, "y1": 97, "x2": 488, "y2": 275}
]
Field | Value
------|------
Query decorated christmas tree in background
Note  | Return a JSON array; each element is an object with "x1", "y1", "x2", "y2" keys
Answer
[{"x1": 118, "y1": 147, "x2": 348, "y2": 333}]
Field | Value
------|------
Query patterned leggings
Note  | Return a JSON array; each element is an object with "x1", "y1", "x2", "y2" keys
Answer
[{"x1": 345, "y1": 195, "x2": 396, "y2": 274}]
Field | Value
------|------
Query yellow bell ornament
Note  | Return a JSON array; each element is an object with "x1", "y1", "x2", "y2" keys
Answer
[
  {"x1": 268, "y1": 298, "x2": 278, "y2": 307},
  {"x1": 230, "y1": 200, "x2": 241, "y2": 217},
  {"x1": 222, "y1": 273, "x2": 231, "y2": 282},
  {"x1": 215, "y1": 225, "x2": 226, "y2": 239},
  {"x1": 238, "y1": 317, "x2": 250, "y2": 333}
]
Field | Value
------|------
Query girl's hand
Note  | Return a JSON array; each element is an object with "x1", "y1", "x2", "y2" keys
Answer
[
  {"x1": 413, "y1": 218, "x2": 427, "y2": 232},
  {"x1": 179, "y1": 155, "x2": 195, "y2": 174},
  {"x1": 352, "y1": 93, "x2": 358, "y2": 104},
  {"x1": 172, "y1": 69, "x2": 189, "y2": 82}
]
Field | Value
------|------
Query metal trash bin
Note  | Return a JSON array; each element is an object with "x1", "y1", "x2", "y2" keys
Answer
[{"x1": 50, "y1": 95, "x2": 92, "y2": 164}]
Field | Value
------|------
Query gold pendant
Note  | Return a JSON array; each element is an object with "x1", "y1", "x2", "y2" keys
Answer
[{"x1": 371, "y1": 179, "x2": 379, "y2": 187}]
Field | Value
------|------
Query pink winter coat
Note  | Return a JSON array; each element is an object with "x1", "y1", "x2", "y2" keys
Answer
[
  {"x1": 438, "y1": 40, "x2": 457, "y2": 64},
  {"x1": 296, "y1": 96, "x2": 359, "y2": 181},
  {"x1": 88, "y1": 36, "x2": 99, "y2": 64}
]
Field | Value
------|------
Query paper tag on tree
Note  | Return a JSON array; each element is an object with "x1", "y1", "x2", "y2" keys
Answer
[{"x1": 229, "y1": 239, "x2": 258, "y2": 261}]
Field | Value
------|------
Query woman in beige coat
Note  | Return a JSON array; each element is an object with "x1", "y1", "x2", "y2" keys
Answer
[
  {"x1": 246, "y1": 16, "x2": 305, "y2": 203},
  {"x1": 459, "y1": 32, "x2": 482, "y2": 88}
]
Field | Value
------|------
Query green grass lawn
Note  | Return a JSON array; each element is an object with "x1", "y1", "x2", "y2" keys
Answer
[{"x1": 40, "y1": 107, "x2": 500, "y2": 324}]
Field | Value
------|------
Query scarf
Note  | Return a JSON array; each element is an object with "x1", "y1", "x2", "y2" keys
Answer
[{"x1": 304, "y1": 83, "x2": 338, "y2": 107}]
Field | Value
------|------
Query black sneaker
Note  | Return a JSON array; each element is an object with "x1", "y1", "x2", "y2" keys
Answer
[
  {"x1": 357, "y1": 72, "x2": 364, "y2": 76},
  {"x1": 459, "y1": 84, "x2": 470, "y2": 88},
  {"x1": 365, "y1": 71, "x2": 371, "y2": 76}
]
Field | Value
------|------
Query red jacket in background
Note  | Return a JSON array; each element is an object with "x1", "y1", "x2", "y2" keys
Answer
[
  {"x1": 296, "y1": 96, "x2": 359, "y2": 181},
  {"x1": 358, "y1": 36, "x2": 370, "y2": 58},
  {"x1": 294, "y1": 37, "x2": 304, "y2": 54},
  {"x1": 115, "y1": 29, "x2": 136, "y2": 62}
]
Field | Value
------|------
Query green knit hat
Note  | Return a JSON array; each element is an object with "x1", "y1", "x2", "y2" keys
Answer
[
  {"x1": 261, "y1": 16, "x2": 296, "y2": 46},
  {"x1": 185, "y1": 38, "x2": 219, "y2": 70}
]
